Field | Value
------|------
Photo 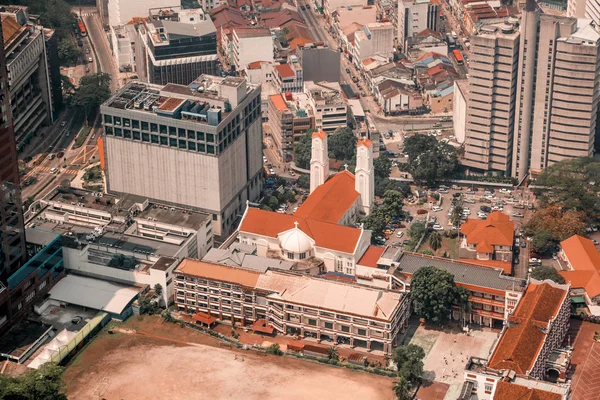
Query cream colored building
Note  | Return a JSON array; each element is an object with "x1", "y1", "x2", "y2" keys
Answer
[{"x1": 304, "y1": 81, "x2": 349, "y2": 133}]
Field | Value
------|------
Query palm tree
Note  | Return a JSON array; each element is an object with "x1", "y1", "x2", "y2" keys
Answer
[
  {"x1": 429, "y1": 232, "x2": 442, "y2": 254},
  {"x1": 328, "y1": 346, "x2": 339, "y2": 362},
  {"x1": 393, "y1": 377, "x2": 411, "y2": 400}
]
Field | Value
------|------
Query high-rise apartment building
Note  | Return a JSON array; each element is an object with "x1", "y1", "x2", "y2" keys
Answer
[
  {"x1": 397, "y1": 0, "x2": 439, "y2": 50},
  {"x1": 100, "y1": 75, "x2": 263, "y2": 237},
  {"x1": 463, "y1": 1, "x2": 600, "y2": 178},
  {"x1": 513, "y1": 1, "x2": 600, "y2": 178},
  {"x1": 462, "y1": 21, "x2": 520, "y2": 175}
]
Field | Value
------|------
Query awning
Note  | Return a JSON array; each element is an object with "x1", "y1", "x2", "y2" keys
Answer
[
  {"x1": 287, "y1": 342, "x2": 305, "y2": 352},
  {"x1": 571, "y1": 296, "x2": 587, "y2": 304},
  {"x1": 192, "y1": 312, "x2": 217, "y2": 325},
  {"x1": 252, "y1": 319, "x2": 275, "y2": 334}
]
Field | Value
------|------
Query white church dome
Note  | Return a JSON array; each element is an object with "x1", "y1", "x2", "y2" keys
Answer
[{"x1": 278, "y1": 224, "x2": 314, "y2": 254}]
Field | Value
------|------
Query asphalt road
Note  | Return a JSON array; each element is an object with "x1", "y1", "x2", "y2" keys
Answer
[{"x1": 82, "y1": 10, "x2": 119, "y2": 93}]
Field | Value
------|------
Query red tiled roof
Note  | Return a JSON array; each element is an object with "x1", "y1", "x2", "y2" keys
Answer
[
  {"x1": 561, "y1": 270, "x2": 600, "y2": 298},
  {"x1": 239, "y1": 207, "x2": 362, "y2": 254},
  {"x1": 312, "y1": 130, "x2": 326, "y2": 140},
  {"x1": 192, "y1": 312, "x2": 217, "y2": 325},
  {"x1": 488, "y1": 282, "x2": 568, "y2": 374},
  {"x1": 461, "y1": 211, "x2": 514, "y2": 247},
  {"x1": 247, "y1": 61, "x2": 263, "y2": 70},
  {"x1": 294, "y1": 170, "x2": 360, "y2": 224},
  {"x1": 493, "y1": 381, "x2": 562, "y2": 400},
  {"x1": 358, "y1": 246, "x2": 385, "y2": 268},
  {"x1": 560, "y1": 235, "x2": 600, "y2": 272},
  {"x1": 357, "y1": 138, "x2": 372, "y2": 149},
  {"x1": 269, "y1": 94, "x2": 289, "y2": 112},
  {"x1": 275, "y1": 63, "x2": 295, "y2": 78},
  {"x1": 177, "y1": 259, "x2": 261, "y2": 288},
  {"x1": 476, "y1": 240, "x2": 494, "y2": 253}
]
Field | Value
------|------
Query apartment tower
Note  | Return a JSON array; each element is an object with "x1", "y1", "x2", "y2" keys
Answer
[
  {"x1": 513, "y1": 0, "x2": 600, "y2": 178},
  {"x1": 462, "y1": 20, "x2": 520, "y2": 175}
]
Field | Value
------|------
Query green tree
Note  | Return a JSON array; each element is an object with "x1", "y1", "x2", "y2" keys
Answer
[
  {"x1": 292, "y1": 130, "x2": 315, "y2": 169},
  {"x1": 328, "y1": 346, "x2": 339, "y2": 362},
  {"x1": 531, "y1": 229, "x2": 556, "y2": 255},
  {"x1": 410, "y1": 266, "x2": 459, "y2": 324},
  {"x1": 403, "y1": 134, "x2": 458, "y2": 184},
  {"x1": 393, "y1": 344, "x2": 425, "y2": 383},
  {"x1": 266, "y1": 343, "x2": 283, "y2": 355},
  {"x1": 72, "y1": 73, "x2": 112, "y2": 122},
  {"x1": 530, "y1": 265, "x2": 566, "y2": 284},
  {"x1": 407, "y1": 221, "x2": 427, "y2": 241},
  {"x1": 393, "y1": 377, "x2": 412, "y2": 400},
  {"x1": 0, "y1": 362, "x2": 67, "y2": 399},
  {"x1": 456, "y1": 286, "x2": 471, "y2": 325},
  {"x1": 328, "y1": 127, "x2": 357, "y2": 161},
  {"x1": 382, "y1": 190, "x2": 404, "y2": 218},
  {"x1": 450, "y1": 201, "x2": 464, "y2": 227},
  {"x1": 419, "y1": 249, "x2": 434, "y2": 256},
  {"x1": 429, "y1": 232, "x2": 442, "y2": 254},
  {"x1": 154, "y1": 283, "x2": 163, "y2": 297},
  {"x1": 297, "y1": 174, "x2": 309, "y2": 189},
  {"x1": 375, "y1": 178, "x2": 411, "y2": 198},
  {"x1": 364, "y1": 206, "x2": 389, "y2": 235},
  {"x1": 57, "y1": 38, "x2": 81, "y2": 65},
  {"x1": 266, "y1": 196, "x2": 280, "y2": 210},
  {"x1": 374, "y1": 154, "x2": 392, "y2": 179}
]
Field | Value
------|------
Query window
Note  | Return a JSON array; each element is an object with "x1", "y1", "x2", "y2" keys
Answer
[
  {"x1": 123, "y1": 118, "x2": 131, "y2": 127},
  {"x1": 132, "y1": 120, "x2": 140, "y2": 129},
  {"x1": 141, "y1": 121, "x2": 149, "y2": 131},
  {"x1": 105, "y1": 126, "x2": 113, "y2": 135},
  {"x1": 299, "y1": 252, "x2": 306, "y2": 260},
  {"x1": 114, "y1": 116, "x2": 121, "y2": 126},
  {"x1": 308, "y1": 319, "x2": 317, "y2": 326},
  {"x1": 124, "y1": 129, "x2": 131, "y2": 138},
  {"x1": 150, "y1": 123, "x2": 158, "y2": 132},
  {"x1": 142, "y1": 132, "x2": 150, "y2": 142},
  {"x1": 287, "y1": 252, "x2": 294, "y2": 259},
  {"x1": 357, "y1": 328, "x2": 367, "y2": 336},
  {"x1": 133, "y1": 131, "x2": 141, "y2": 140},
  {"x1": 104, "y1": 115, "x2": 112, "y2": 124},
  {"x1": 485, "y1": 384, "x2": 493, "y2": 392},
  {"x1": 187, "y1": 130, "x2": 195, "y2": 139},
  {"x1": 160, "y1": 125, "x2": 168, "y2": 134},
  {"x1": 179, "y1": 140, "x2": 186, "y2": 149},
  {"x1": 206, "y1": 133, "x2": 214, "y2": 142},
  {"x1": 169, "y1": 138, "x2": 177, "y2": 147},
  {"x1": 188, "y1": 141, "x2": 196, "y2": 151},
  {"x1": 197, "y1": 132, "x2": 205, "y2": 141},
  {"x1": 198, "y1": 143, "x2": 205, "y2": 152},
  {"x1": 178, "y1": 128, "x2": 186, "y2": 137},
  {"x1": 151, "y1": 134, "x2": 159, "y2": 144},
  {"x1": 207, "y1": 145, "x2": 215, "y2": 154},
  {"x1": 169, "y1": 126, "x2": 177, "y2": 136},
  {"x1": 114, "y1": 128, "x2": 122, "y2": 137},
  {"x1": 341, "y1": 325, "x2": 350, "y2": 333},
  {"x1": 160, "y1": 136, "x2": 168, "y2": 145},
  {"x1": 324, "y1": 322, "x2": 333, "y2": 329}
]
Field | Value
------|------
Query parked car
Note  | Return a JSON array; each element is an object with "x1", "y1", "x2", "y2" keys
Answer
[
  {"x1": 432, "y1": 206, "x2": 443, "y2": 212},
  {"x1": 529, "y1": 258, "x2": 541, "y2": 266},
  {"x1": 513, "y1": 204, "x2": 525, "y2": 209},
  {"x1": 383, "y1": 229, "x2": 394, "y2": 235},
  {"x1": 432, "y1": 224, "x2": 444, "y2": 231},
  {"x1": 480, "y1": 206, "x2": 492, "y2": 213},
  {"x1": 49, "y1": 167, "x2": 58, "y2": 174},
  {"x1": 300, "y1": 5, "x2": 305, "y2": 10},
  {"x1": 60, "y1": 121, "x2": 67, "y2": 127},
  {"x1": 396, "y1": 231, "x2": 404, "y2": 238},
  {"x1": 512, "y1": 212, "x2": 524, "y2": 218},
  {"x1": 464, "y1": 198, "x2": 475, "y2": 204},
  {"x1": 521, "y1": 241, "x2": 527, "y2": 248},
  {"x1": 391, "y1": 241, "x2": 402, "y2": 247}
]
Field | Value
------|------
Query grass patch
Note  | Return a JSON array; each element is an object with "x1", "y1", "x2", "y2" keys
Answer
[
  {"x1": 417, "y1": 233, "x2": 459, "y2": 259},
  {"x1": 73, "y1": 125, "x2": 91, "y2": 149}
]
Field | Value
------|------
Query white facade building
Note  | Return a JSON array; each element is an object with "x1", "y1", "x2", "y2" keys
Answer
[
  {"x1": 100, "y1": 75, "x2": 263, "y2": 237},
  {"x1": 398, "y1": 0, "x2": 439, "y2": 49},
  {"x1": 453, "y1": 79, "x2": 468, "y2": 144},
  {"x1": 309, "y1": 131, "x2": 329, "y2": 194},
  {"x1": 353, "y1": 23, "x2": 395, "y2": 63},
  {"x1": 304, "y1": 81, "x2": 349, "y2": 133},
  {"x1": 567, "y1": 0, "x2": 588, "y2": 17},
  {"x1": 231, "y1": 27, "x2": 274, "y2": 72}
]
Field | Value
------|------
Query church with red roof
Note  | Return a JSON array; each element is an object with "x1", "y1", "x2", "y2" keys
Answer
[{"x1": 237, "y1": 131, "x2": 376, "y2": 276}]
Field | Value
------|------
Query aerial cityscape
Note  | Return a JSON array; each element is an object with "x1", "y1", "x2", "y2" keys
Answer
[{"x1": 0, "y1": 0, "x2": 599, "y2": 398}]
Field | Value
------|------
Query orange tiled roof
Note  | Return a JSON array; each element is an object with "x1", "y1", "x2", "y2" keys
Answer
[
  {"x1": 461, "y1": 211, "x2": 514, "y2": 247},
  {"x1": 358, "y1": 246, "x2": 385, "y2": 268},
  {"x1": 269, "y1": 94, "x2": 289, "y2": 112},
  {"x1": 176, "y1": 259, "x2": 261, "y2": 288},
  {"x1": 488, "y1": 282, "x2": 568, "y2": 374},
  {"x1": 357, "y1": 138, "x2": 372, "y2": 149},
  {"x1": 476, "y1": 240, "x2": 494, "y2": 253},
  {"x1": 560, "y1": 270, "x2": 600, "y2": 298},
  {"x1": 275, "y1": 63, "x2": 295, "y2": 78},
  {"x1": 493, "y1": 381, "x2": 562, "y2": 400},
  {"x1": 239, "y1": 208, "x2": 362, "y2": 254},
  {"x1": 247, "y1": 61, "x2": 263, "y2": 70},
  {"x1": 312, "y1": 130, "x2": 326, "y2": 140},
  {"x1": 294, "y1": 170, "x2": 360, "y2": 224},
  {"x1": 560, "y1": 235, "x2": 600, "y2": 272},
  {"x1": 458, "y1": 258, "x2": 512, "y2": 275},
  {"x1": 1, "y1": 15, "x2": 24, "y2": 48}
]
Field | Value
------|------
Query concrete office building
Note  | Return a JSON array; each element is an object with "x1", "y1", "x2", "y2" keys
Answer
[
  {"x1": 397, "y1": 0, "x2": 439, "y2": 50},
  {"x1": 453, "y1": 79, "x2": 468, "y2": 144},
  {"x1": 304, "y1": 81, "x2": 349, "y2": 133},
  {"x1": 231, "y1": 28, "x2": 274, "y2": 72},
  {"x1": 462, "y1": 21, "x2": 520, "y2": 175},
  {"x1": 108, "y1": 0, "x2": 175, "y2": 26},
  {"x1": 267, "y1": 93, "x2": 314, "y2": 162},
  {"x1": 136, "y1": 8, "x2": 219, "y2": 86},
  {"x1": 512, "y1": 0, "x2": 600, "y2": 178},
  {"x1": 100, "y1": 75, "x2": 263, "y2": 237},
  {"x1": 353, "y1": 22, "x2": 395, "y2": 63},
  {"x1": 567, "y1": 0, "x2": 587, "y2": 17},
  {"x1": 296, "y1": 44, "x2": 341, "y2": 83},
  {"x1": 1, "y1": 6, "x2": 55, "y2": 150}
]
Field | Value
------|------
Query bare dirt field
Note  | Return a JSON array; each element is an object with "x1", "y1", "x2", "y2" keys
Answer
[{"x1": 64, "y1": 316, "x2": 395, "y2": 400}]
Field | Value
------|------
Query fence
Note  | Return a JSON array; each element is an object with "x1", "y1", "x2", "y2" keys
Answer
[{"x1": 49, "y1": 312, "x2": 110, "y2": 364}]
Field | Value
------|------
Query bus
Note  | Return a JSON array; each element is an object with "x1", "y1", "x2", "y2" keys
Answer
[
  {"x1": 453, "y1": 49, "x2": 464, "y2": 65},
  {"x1": 78, "y1": 21, "x2": 87, "y2": 36}
]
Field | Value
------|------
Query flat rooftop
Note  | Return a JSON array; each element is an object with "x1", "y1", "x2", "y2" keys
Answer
[
  {"x1": 95, "y1": 231, "x2": 182, "y2": 258},
  {"x1": 392, "y1": 252, "x2": 526, "y2": 292},
  {"x1": 48, "y1": 188, "x2": 146, "y2": 217},
  {"x1": 0, "y1": 320, "x2": 51, "y2": 359},
  {"x1": 137, "y1": 204, "x2": 211, "y2": 230}
]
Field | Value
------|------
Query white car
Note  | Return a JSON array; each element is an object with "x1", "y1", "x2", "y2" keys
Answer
[
  {"x1": 432, "y1": 224, "x2": 444, "y2": 231},
  {"x1": 49, "y1": 167, "x2": 58, "y2": 174},
  {"x1": 492, "y1": 206, "x2": 503, "y2": 211},
  {"x1": 263, "y1": 156, "x2": 268, "y2": 163},
  {"x1": 396, "y1": 231, "x2": 404, "y2": 238},
  {"x1": 462, "y1": 209, "x2": 471, "y2": 215},
  {"x1": 477, "y1": 212, "x2": 488, "y2": 219},
  {"x1": 60, "y1": 121, "x2": 67, "y2": 127},
  {"x1": 529, "y1": 258, "x2": 541, "y2": 266},
  {"x1": 432, "y1": 206, "x2": 443, "y2": 212},
  {"x1": 499, "y1": 188, "x2": 511, "y2": 194}
]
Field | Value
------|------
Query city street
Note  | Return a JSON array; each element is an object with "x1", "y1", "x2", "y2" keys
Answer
[{"x1": 80, "y1": 9, "x2": 119, "y2": 93}]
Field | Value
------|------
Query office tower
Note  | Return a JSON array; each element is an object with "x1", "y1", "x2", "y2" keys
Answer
[
  {"x1": 462, "y1": 21, "x2": 520, "y2": 175},
  {"x1": 0, "y1": 16, "x2": 26, "y2": 283},
  {"x1": 136, "y1": 8, "x2": 219, "y2": 86},
  {"x1": 100, "y1": 75, "x2": 263, "y2": 237},
  {"x1": 513, "y1": 0, "x2": 600, "y2": 178},
  {"x1": 397, "y1": 0, "x2": 439, "y2": 50}
]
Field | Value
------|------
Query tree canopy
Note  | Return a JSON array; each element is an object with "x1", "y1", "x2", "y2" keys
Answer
[
  {"x1": 375, "y1": 178, "x2": 411, "y2": 198},
  {"x1": 14, "y1": 0, "x2": 74, "y2": 40},
  {"x1": 328, "y1": 127, "x2": 358, "y2": 161},
  {"x1": 0, "y1": 363, "x2": 67, "y2": 399},
  {"x1": 531, "y1": 229, "x2": 555, "y2": 255},
  {"x1": 534, "y1": 157, "x2": 600, "y2": 223},
  {"x1": 72, "y1": 73, "x2": 112, "y2": 121},
  {"x1": 410, "y1": 266, "x2": 461, "y2": 324},
  {"x1": 374, "y1": 154, "x2": 392, "y2": 179},
  {"x1": 393, "y1": 377, "x2": 412, "y2": 400},
  {"x1": 57, "y1": 38, "x2": 81, "y2": 65},
  {"x1": 403, "y1": 134, "x2": 458, "y2": 184},
  {"x1": 292, "y1": 130, "x2": 314, "y2": 169},
  {"x1": 364, "y1": 206, "x2": 389, "y2": 236},
  {"x1": 530, "y1": 265, "x2": 566, "y2": 284},
  {"x1": 393, "y1": 344, "x2": 425, "y2": 383},
  {"x1": 524, "y1": 204, "x2": 586, "y2": 242}
]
